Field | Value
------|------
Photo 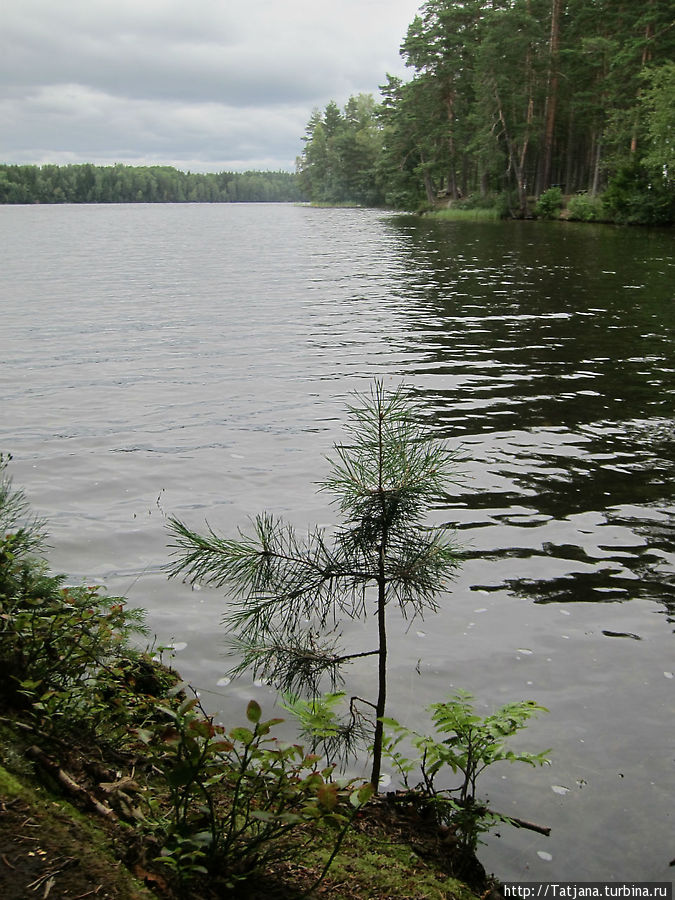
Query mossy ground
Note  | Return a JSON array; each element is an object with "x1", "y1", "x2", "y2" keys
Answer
[{"x1": 0, "y1": 762, "x2": 156, "y2": 900}]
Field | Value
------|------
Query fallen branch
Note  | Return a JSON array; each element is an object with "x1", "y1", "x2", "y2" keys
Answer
[
  {"x1": 26, "y1": 746, "x2": 117, "y2": 821},
  {"x1": 495, "y1": 811, "x2": 551, "y2": 837}
]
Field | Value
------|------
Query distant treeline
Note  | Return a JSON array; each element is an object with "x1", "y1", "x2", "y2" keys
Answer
[{"x1": 0, "y1": 164, "x2": 305, "y2": 204}]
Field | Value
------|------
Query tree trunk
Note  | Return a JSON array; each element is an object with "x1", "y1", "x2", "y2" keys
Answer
[
  {"x1": 480, "y1": 168, "x2": 489, "y2": 197},
  {"x1": 538, "y1": 0, "x2": 564, "y2": 193},
  {"x1": 590, "y1": 132, "x2": 603, "y2": 196},
  {"x1": 370, "y1": 404, "x2": 388, "y2": 790},
  {"x1": 563, "y1": 108, "x2": 575, "y2": 193},
  {"x1": 445, "y1": 92, "x2": 459, "y2": 200},
  {"x1": 370, "y1": 564, "x2": 387, "y2": 789},
  {"x1": 419, "y1": 152, "x2": 436, "y2": 205},
  {"x1": 516, "y1": 107, "x2": 532, "y2": 217}
]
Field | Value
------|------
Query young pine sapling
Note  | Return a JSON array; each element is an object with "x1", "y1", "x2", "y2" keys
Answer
[{"x1": 167, "y1": 382, "x2": 460, "y2": 788}]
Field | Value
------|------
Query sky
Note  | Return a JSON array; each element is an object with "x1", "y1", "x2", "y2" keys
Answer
[{"x1": 1, "y1": 0, "x2": 423, "y2": 173}]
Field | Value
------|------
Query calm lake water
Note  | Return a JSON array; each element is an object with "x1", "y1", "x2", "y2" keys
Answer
[{"x1": 2, "y1": 203, "x2": 674, "y2": 884}]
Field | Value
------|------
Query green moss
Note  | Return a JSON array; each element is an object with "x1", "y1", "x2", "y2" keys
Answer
[
  {"x1": 0, "y1": 761, "x2": 156, "y2": 900},
  {"x1": 301, "y1": 822, "x2": 481, "y2": 900},
  {"x1": 0, "y1": 763, "x2": 24, "y2": 797}
]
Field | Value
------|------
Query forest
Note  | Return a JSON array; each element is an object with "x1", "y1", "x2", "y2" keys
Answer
[
  {"x1": 297, "y1": 0, "x2": 675, "y2": 223},
  {"x1": 0, "y1": 164, "x2": 303, "y2": 204}
]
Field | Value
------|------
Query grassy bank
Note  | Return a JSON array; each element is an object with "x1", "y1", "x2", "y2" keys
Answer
[{"x1": 425, "y1": 207, "x2": 502, "y2": 222}]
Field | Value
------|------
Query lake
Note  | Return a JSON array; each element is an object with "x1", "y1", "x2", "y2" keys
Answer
[{"x1": 2, "y1": 203, "x2": 673, "y2": 884}]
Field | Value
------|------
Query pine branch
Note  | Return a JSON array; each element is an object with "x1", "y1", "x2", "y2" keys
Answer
[
  {"x1": 169, "y1": 514, "x2": 345, "y2": 631},
  {"x1": 322, "y1": 383, "x2": 459, "y2": 533},
  {"x1": 225, "y1": 629, "x2": 349, "y2": 696}
]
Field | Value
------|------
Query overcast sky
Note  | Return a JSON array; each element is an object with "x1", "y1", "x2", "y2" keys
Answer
[{"x1": 1, "y1": 0, "x2": 422, "y2": 173}]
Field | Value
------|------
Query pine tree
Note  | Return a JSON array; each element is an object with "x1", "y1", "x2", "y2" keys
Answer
[{"x1": 167, "y1": 383, "x2": 460, "y2": 788}]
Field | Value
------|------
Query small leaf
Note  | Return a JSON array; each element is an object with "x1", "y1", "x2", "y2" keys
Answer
[
  {"x1": 278, "y1": 812, "x2": 303, "y2": 824},
  {"x1": 261, "y1": 717, "x2": 285, "y2": 729},
  {"x1": 230, "y1": 727, "x2": 254, "y2": 744},
  {"x1": 317, "y1": 782, "x2": 339, "y2": 810},
  {"x1": 380, "y1": 716, "x2": 402, "y2": 729},
  {"x1": 134, "y1": 727, "x2": 154, "y2": 745},
  {"x1": 251, "y1": 810, "x2": 275, "y2": 822},
  {"x1": 350, "y1": 782, "x2": 375, "y2": 808},
  {"x1": 246, "y1": 700, "x2": 262, "y2": 723},
  {"x1": 301, "y1": 805, "x2": 322, "y2": 820},
  {"x1": 161, "y1": 727, "x2": 181, "y2": 745},
  {"x1": 178, "y1": 696, "x2": 199, "y2": 715}
]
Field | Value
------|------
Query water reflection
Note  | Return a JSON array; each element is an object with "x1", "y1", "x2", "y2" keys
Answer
[{"x1": 375, "y1": 217, "x2": 675, "y2": 628}]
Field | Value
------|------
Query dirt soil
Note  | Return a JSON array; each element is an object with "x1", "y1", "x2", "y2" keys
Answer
[{"x1": 0, "y1": 792, "x2": 157, "y2": 900}]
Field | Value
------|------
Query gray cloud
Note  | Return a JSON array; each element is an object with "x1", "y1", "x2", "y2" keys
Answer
[{"x1": 1, "y1": 0, "x2": 419, "y2": 172}]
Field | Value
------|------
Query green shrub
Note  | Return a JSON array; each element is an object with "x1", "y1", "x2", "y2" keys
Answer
[
  {"x1": 0, "y1": 455, "x2": 374, "y2": 893},
  {"x1": 602, "y1": 164, "x2": 675, "y2": 225},
  {"x1": 137, "y1": 694, "x2": 373, "y2": 888},
  {"x1": 567, "y1": 193, "x2": 603, "y2": 222},
  {"x1": 494, "y1": 191, "x2": 518, "y2": 219},
  {"x1": 534, "y1": 186, "x2": 564, "y2": 219},
  {"x1": 0, "y1": 453, "x2": 146, "y2": 731},
  {"x1": 453, "y1": 192, "x2": 501, "y2": 211}
]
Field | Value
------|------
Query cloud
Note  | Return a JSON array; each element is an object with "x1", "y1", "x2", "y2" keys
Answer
[
  {"x1": 1, "y1": 0, "x2": 420, "y2": 172},
  {"x1": 1, "y1": 83, "x2": 311, "y2": 170}
]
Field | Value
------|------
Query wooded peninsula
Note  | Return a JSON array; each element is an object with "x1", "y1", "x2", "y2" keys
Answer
[{"x1": 296, "y1": 0, "x2": 674, "y2": 224}]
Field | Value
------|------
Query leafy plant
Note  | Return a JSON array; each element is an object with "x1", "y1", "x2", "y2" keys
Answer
[
  {"x1": 137, "y1": 693, "x2": 374, "y2": 888},
  {"x1": 382, "y1": 692, "x2": 550, "y2": 852},
  {"x1": 566, "y1": 193, "x2": 603, "y2": 222},
  {"x1": 168, "y1": 382, "x2": 460, "y2": 788},
  {"x1": 0, "y1": 455, "x2": 375, "y2": 893},
  {"x1": 534, "y1": 186, "x2": 564, "y2": 219},
  {"x1": 282, "y1": 691, "x2": 370, "y2": 768},
  {"x1": 0, "y1": 452, "x2": 45, "y2": 558},
  {"x1": 0, "y1": 453, "x2": 146, "y2": 729}
]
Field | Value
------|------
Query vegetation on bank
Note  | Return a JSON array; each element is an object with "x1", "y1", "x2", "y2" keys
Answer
[
  {"x1": 297, "y1": 1, "x2": 674, "y2": 224},
  {"x1": 423, "y1": 175, "x2": 675, "y2": 226},
  {"x1": 167, "y1": 383, "x2": 551, "y2": 866},
  {"x1": 0, "y1": 164, "x2": 304, "y2": 204},
  {"x1": 0, "y1": 387, "x2": 552, "y2": 897},
  {"x1": 0, "y1": 447, "x2": 478, "y2": 899}
]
